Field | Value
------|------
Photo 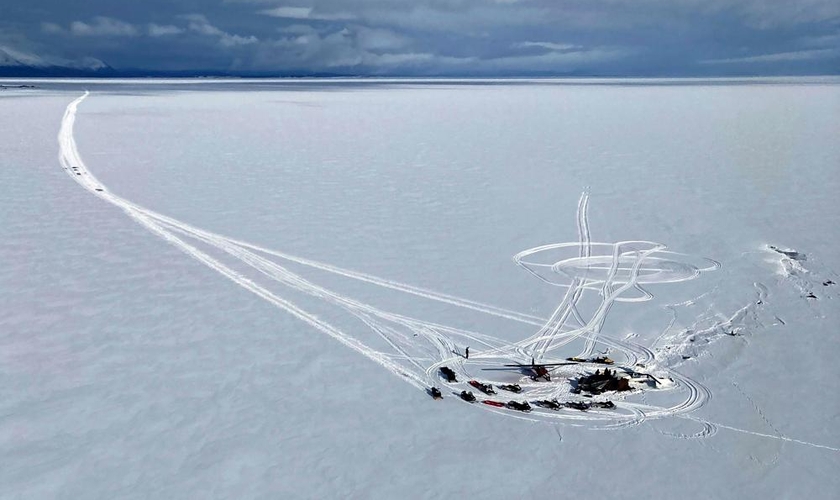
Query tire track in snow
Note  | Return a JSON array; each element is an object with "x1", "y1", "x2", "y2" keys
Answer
[
  {"x1": 62, "y1": 92, "x2": 546, "y2": 397},
  {"x1": 57, "y1": 93, "x2": 840, "y2": 451},
  {"x1": 56, "y1": 92, "x2": 720, "y2": 424},
  {"x1": 60, "y1": 92, "x2": 430, "y2": 390}
]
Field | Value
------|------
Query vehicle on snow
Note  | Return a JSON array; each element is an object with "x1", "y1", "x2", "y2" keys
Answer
[
  {"x1": 460, "y1": 390, "x2": 476, "y2": 402},
  {"x1": 567, "y1": 356, "x2": 614, "y2": 365},
  {"x1": 428, "y1": 387, "x2": 443, "y2": 399},
  {"x1": 506, "y1": 401, "x2": 532, "y2": 412},
  {"x1": 533, "y1": 399, "x2": 562, "y2": 410},
  {"x1": 468, "y1": 380, "x2": 495, "y2": 395},
  {"x1": 501, "y1": 359, "x2": 574, "y2": 381},
  {"x1": 564, "y1": 401, "x2": 591, "y2": 411},
  {"x1": 439, "y1": 366, "x2": 457, "y2": 383},
  {"x1": 574, "y1": 368, "x2": 631, "y2": 395},
  {"x1": 497, "y1": 383, "x2": 522, "y2": 393}
]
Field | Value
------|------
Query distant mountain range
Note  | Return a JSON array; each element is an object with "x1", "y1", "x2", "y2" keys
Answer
[
  {"x1": 3, "y1": 45, "x2": 837, "y2": 79},
  {"x1": 0, "y1": 45, "x2": 359, "y2": 78},
  {"x1": 0, "y1": 48, "x2": 354, "y2": 78},
  {"x1": 0, "y1": 46, "x2": 116, "y2": 77}
]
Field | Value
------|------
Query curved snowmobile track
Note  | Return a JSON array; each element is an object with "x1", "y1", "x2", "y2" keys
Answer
[{"x1": 57, "y1": 93, "x2": 840, "y2": 452}]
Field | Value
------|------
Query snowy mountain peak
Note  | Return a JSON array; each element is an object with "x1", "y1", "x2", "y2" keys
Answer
[
  {"x1": 0, "y1": 46, "x2": 47, "y2": 67},
  {"x1": 0, "y1": 46, "x2": 114, "y2": 75}
]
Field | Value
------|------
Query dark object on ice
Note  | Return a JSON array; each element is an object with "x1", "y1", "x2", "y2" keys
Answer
[
  {"x1": 439, "y1": 366, "x2": 457, "y2": 383},
  {"x1": 806, "y1": 292, "x2": 817, "y2": 299},
  {"x1": 528, "y1": 363, "x2": 551, "y2": 381},
  {"x1": 501, "y1": 359, "x2": 574, "y2": 382},
  {"x1": 506, "y1": 401, "x2": 532, "y2": 412},
  {"x1": 483, "y1": 400, "x2": 505, "y2": 408},
  {"x1": 465, "y1": 346, "x2": 469, "y2": 359},
  {"x1": 533, "y1": 399, "x2": 562, "y2": 410},
  {"x1": 575, "y1": 368, "x2": 631, "y2": 395},
  {"x1": 497, "y1": 383, "x2": 522, "y2": 393},
  {"x1": 629, "y1": 371, "x2": 661, "y2": 386},
  {"x1": 429, "y1": 387, "x2": 443, "y2": 399},
  {"x1": 0, "y1": 84, "x2": 36, "y2": 89},
  {"x1": 468, "y1": 380, "x2": 495, "y2": 395},
  {"x1": 824, "y1": 280, "x2": 836, "y2": 286},
  {"x1": 592, "y1": 401, "x2": 616, "y2": 409},
  {"x1": 567, "y1": 356, "x2": 614, "y2": 365},
  {"x1": 95, "y1": 188, "x2": 103, "y2": 192},
  {"x1": 460, "y1": 390, "x2": 476, "y2": 402},
  {"x1": 564, "y1": 401, "x2": 591, "y2": 411},
  {"x1": 682, "y1": 355, "x2": 691, "y2": 360},
  {"x1": 769, "y1": 245, "x2": 806, "y2": 261}
]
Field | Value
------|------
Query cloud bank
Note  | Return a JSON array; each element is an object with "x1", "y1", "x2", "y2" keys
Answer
[{"x1": 1, "y1": 0, "x2": 837, "y2": 75}]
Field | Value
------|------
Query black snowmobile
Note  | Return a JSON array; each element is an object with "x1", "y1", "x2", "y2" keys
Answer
[
  {"x1": 497, "y1": 384, "x2": 522, "y2": 394},
  {"x1": 533, "y1": 399, "x2": 562, "y2": 410},
  {"x1": 460, "y1": 390, "x2": 477, "y2": 402},
  {"x1": 506, "y1": 401, "x2": 532, "y2": 412},
  {"x1": 564, "y1": 401, "x2": 591, "y2": 411},
  {"x1": 468, "y1": 380, "x2": 496, "y2": 395},
  {"x1": 429, "y1": 387, "x2": 443, "y2": 399},
  {"x1": 439, "y1": 366, "x2": 458, "y2": 383}
]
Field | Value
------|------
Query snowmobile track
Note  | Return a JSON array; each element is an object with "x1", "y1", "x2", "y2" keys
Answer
[{"x1": 55, "y1": 92, "x2": 840, "y2": 452}]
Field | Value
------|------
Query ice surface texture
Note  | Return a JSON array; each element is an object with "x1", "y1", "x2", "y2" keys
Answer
[{"x1": 2, "y1": 79, "x2": 839, "y2": 498}]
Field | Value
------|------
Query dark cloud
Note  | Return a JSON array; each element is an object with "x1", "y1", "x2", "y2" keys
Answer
[
  {"x1": 43, "y1": 16, "x2": 140, "y2": 37},
  {"x1": 1, "y1": 0, "x2": 838, "y2": 75}
]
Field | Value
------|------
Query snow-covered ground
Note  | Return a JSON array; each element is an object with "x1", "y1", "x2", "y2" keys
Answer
[{"x1": 2, "y1": 78, "x2": 839, "y2": 498}]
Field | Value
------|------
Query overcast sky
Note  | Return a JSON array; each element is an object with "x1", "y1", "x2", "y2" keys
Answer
[{"x1": 2, "y1": 0, "x2": 839, "y2": 75}]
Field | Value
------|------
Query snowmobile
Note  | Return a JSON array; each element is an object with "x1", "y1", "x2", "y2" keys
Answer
[
  {"x1": 428, "y1": 387, "x2": 443, "y2": 399},
  {"x1": 564, "y1": 401, "x2": 591, "y2": 411},
  {"x1": 497, "y1": 384, "x2": 522, "y2": 393},
  {"x1": 592, "y1": 400, "x2": 615, "y2": 409},
  {"x1": 460, "y1": 390, "x2": 477, "y2": 402},
  {"x1": 468, "y1": 380, "x2": 496, "y2": 395},
  {"x1": 439, "y1": 366, "x2": 457, "y2": 383},
  {"x1": 506, "y1": 401, "x2": 532, "y2": 412},
  {"x1": 533, "y1": 399, "x2": 562, "y2": 411}
]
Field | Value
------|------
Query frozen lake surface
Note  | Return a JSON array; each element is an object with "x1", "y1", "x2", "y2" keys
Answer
[{"x1": 2, "y1": 78, "x2": 839, "y2": 498}]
